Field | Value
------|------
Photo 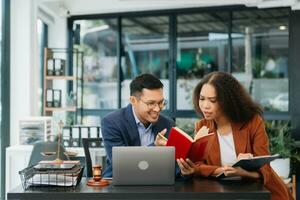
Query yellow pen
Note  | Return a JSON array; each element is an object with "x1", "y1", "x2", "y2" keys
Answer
[{"x1": 158, "y1": 132, "x2": 168, "y2": 141}]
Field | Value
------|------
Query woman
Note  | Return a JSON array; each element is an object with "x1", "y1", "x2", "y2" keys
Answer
[{"x1": 176, "y1": 72, "x2": 292, "y2": 200}]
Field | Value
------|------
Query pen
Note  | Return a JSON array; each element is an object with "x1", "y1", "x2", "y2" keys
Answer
[{"x1": 158, "y1": 132, "x2": 168, "y2": 141}]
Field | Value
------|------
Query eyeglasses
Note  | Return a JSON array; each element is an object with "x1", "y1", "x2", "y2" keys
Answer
[{"x1": 138, "y1": 98, "x2": 168, "y2": 110}]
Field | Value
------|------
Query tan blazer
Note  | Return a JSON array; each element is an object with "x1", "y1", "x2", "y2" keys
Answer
[{"x1": 193, "y1": 115, "x2": 293, "y2": 200}]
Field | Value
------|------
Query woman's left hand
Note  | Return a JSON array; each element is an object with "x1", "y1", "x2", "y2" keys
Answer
[
  {"x1": 223, "y1": 165, "x2": 261, "y2": 179},
  {"x1": 177, "y1": 158, "x2": 196, "y2": 176},
  {"x1": 222, "y1": 165, "x2": 247, "y2": 177}
]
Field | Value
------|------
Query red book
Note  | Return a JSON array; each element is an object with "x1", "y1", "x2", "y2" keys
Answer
[{"x1": 166, "y1": 127, "x2": 214, "y2": 162}]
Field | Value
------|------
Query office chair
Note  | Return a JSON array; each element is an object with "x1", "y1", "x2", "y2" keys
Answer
[
  {"x1": 82, "y1": 138, "x2": 104, "y2": 177},
  {"x1": 28, "y1": 141, "x2": 69, "y2": 167}
]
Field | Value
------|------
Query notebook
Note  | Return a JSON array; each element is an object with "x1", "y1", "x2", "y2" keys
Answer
[{"x1": 112, "y1": 146, "x2": 175, "y2": 185}]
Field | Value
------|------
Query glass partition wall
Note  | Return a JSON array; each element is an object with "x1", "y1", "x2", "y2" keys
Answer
[
  {"x1": 175, "y1": 12, "x2": 229, "y2": 128},
  {"x1": 121, "y1": 16, "x2": 169, "y2": 108},
  {"x1": 176, "y1": 12, "x2": 229, "y2": 110},
  {"x1": 71, "y1": 7, "x2": 290, "y2": 127},
  {"x1": 74, "y1": 19, "x2": 118, "y2": 125},
  {"x1": 231, "y1": 9, "x2": 289, "y2": 112}
]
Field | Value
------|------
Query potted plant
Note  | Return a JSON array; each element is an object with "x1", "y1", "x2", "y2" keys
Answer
[{"x1": 265, "y1": 120, "x2": 300, "y2": 180}]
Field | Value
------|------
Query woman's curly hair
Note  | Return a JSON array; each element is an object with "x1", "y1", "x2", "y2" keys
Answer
[{"x1": 193, "y1": 71, "x2": 262, "y2": 124}]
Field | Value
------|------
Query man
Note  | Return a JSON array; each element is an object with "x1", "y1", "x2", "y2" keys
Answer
[{"x1": 101, "y1": 73, "x2": 175, "y2": 177}]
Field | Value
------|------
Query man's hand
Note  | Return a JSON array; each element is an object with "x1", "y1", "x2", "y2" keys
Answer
[
  {"x1": 154, "y1": 128, "x2": 167, "y2": 146},
  {"x1": 177, "y1": 158, "x2": 195, "y2": 176}
]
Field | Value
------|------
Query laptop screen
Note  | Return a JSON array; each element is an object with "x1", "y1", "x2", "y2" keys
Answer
[{"x1": 112, "y1": 146, "x2": 175, "y2": 185}]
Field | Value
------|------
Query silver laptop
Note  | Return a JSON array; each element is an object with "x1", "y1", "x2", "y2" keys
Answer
[{"x1": 112, "y1": 146, "x2": 175, "y2": 185}]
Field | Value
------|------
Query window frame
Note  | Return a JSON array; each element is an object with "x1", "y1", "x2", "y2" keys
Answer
[
  {"x1": 1, "y1": 0, "x2": 10, "y2": 198},
  {"x1": 68, "y1": 6, "x2": 291, "y2": 123}
]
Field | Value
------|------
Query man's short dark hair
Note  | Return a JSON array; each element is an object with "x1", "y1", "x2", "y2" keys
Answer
[{"x1": 130, "y1": 73, "x2": 163, "y2": 96}]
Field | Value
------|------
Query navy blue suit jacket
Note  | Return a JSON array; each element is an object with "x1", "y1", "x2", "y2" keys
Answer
[{"x1": 101, "y1": 104, "x2": 175, "y2": 177}]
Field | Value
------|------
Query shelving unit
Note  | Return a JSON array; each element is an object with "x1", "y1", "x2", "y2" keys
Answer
[{"x1": 43, "y1": 48, "x2": 83, "y2": 125}]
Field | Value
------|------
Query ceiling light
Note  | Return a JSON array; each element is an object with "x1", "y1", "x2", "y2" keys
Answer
[{"x1": 278, "y1": 25, "x2": 287, "y2": 31}]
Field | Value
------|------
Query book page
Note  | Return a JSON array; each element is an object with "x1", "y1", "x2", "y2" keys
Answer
[
  {"x1": 174, "y1": 127, "x2": 193, "y2": 142},
  {"x1": 238, "y1": 154, "x2": 279, "y2": 161}
]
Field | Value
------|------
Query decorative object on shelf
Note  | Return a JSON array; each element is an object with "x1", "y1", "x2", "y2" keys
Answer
[
  {"x1": 53, "y1": 89, "x2": 62, "y2": 107},
  {"x1": 43, "y1": 47, "x2": 83, "y2": 125},
  {"x1": 54, "y1": 58, "x2": 66, "y2": 76},
  {"x1": 47, "y1": 59, "x2": 54, "y2": 75},
  {"x1": 46, "y1": 89, "x2": 53, "y2": 107},
  {"x1": 87, "y1": 165, "x2": 109, "y2": 187}
]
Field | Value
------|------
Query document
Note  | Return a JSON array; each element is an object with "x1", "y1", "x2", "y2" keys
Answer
[
  {"x1": 28, "y1": 163, "x2": 82, "y2": 187},
  {"x1": 34, "y1": 163, "x2": 76, "y2": 170},
  {"x1": 29, "y1": 173, "x2": 79, "y2": 186},
  {"x1": 217, "y1": 154, "x2": 280, "y2": 178},
  {"x1": 39, "y1": 160, "x2": 80, "y2": 165}
]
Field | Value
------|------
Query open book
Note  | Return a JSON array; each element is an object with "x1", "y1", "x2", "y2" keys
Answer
[
  {"x1": 166, "y1": 126, "x2": 214, "y2": 161},
  {"x1": 217, "y1": 154, "x2": 280, "y2": 178}
]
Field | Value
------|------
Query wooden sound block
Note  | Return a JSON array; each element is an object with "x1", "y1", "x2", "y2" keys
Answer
[{"x1": 87, "y1": 179, "x2": 109, "y2": 187}]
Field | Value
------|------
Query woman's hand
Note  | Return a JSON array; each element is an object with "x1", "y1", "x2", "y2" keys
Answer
[
  {"x1": 222, "y1": 165, "x2": 247, "y2": 177},
  {"x1": 222, "y1": 165, "x2": 261, "y2": 179},
  {"x1": 177, "y1": 158, "x2": 196, "y2": 176},
  {"x1": 154, "y1": 129, "x2": 168, "y2": 146},
  {"x1": 212, "y1": 167, "x2": 226, "y2": 176},
  {"x1": 212, "y1": 166, "x2": 245, "y2": 177},
  {"x1": 237, "y1": 153, "x2": 253, "y2": 160}
]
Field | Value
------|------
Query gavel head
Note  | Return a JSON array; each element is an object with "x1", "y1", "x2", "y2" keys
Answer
[{"x1": 92, "y1": 165, "x2": 103, "y2": 181}]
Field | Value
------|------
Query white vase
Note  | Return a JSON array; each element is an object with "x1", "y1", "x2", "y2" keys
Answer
[{"x1": 270, "y1": 158, "x2": 290, "y2": 179}]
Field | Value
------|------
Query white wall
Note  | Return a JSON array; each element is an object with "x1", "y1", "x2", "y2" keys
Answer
[
  {"x1": 10, "y1": 0, "x2": 67, "y2": 146},
  {"x1": 10, "y1": 0, "x2": 32, "y2": 146}
]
